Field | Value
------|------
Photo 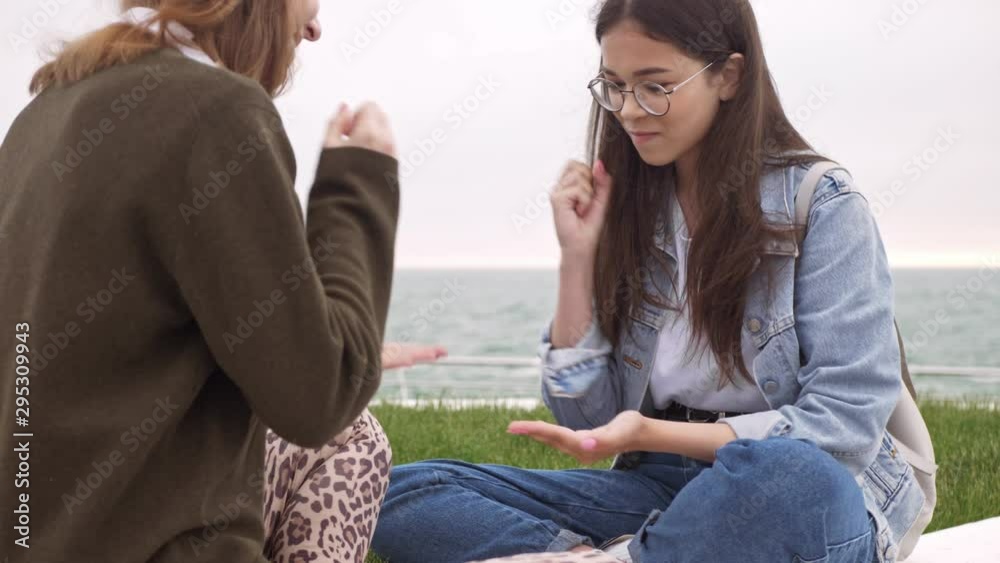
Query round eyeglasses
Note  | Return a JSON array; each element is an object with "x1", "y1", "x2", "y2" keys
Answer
[{"x1": 587, "y1": 60, "x2": 718, "y2": 117}]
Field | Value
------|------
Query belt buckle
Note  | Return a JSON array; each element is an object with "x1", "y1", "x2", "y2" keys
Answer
[{"x1": 685, "y1": 407, "x2": 712, "y2": 423}]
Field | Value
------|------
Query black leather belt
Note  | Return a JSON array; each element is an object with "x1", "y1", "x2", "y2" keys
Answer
[{"x1": 653, "y1": 401, "x2": 747, "y2": 423}]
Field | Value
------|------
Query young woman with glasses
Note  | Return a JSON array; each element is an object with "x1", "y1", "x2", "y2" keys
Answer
[{"x1": 371, "y1": 1, "x2": 921, "y2": 562}]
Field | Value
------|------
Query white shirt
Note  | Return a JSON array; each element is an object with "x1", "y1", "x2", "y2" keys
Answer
[
  {"x1": 647, "y1": 189, "x2": 771, "y2": 412},
  {"x1": 122, "y1": 7, "x2": 218, "y2": 68}
]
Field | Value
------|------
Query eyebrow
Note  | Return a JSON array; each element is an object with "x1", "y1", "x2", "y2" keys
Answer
[{"x1": 600, "y1": 66, "x2": 673, "y2": 78}]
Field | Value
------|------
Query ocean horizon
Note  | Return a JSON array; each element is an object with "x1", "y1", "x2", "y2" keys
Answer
[{"x1": 379, "y1": 268, "x2": 1000, "y2": 401}]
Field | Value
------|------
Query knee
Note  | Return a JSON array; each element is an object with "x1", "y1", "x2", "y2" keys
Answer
[
  {"x1": 717, "y1": 435, "x2": 821, "y2": 468},
  {"x1": 389, "y1": 461, "x2": 444, "y2": 496},
  {"x1": 633, "y1": 438, "x2": 866, "y2": 562},
  {"x1": 386, "y1": 459, "x2": 459, "y2": 497},
  {"x1": 715, "y1": 437, "x2": 861, "y2": 512},
  {"x1": 295, "y1": 411, "x2": 395, "y2": 500},
  {"x1": 358, "y1": 409, "x2": 393, "y2": 476}
]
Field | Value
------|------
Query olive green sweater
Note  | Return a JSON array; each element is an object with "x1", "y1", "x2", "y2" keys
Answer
[{"x1": 0, "y1": 48, "x2": 398, "y2": 561}]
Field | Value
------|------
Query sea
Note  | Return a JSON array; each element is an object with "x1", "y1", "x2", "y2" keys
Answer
[{"x1": 380, "y1": 269, "x2": 1000, "y2": 402}]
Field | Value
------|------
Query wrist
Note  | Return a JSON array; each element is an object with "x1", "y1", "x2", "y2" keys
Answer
[
  {"x1": 627, "y1": 415, "x2": 654, "y2": 453},
  {"x1": 632, "y1": 417, "x2": 677, "y2": 454},
  {"x1": 559, "y1": 249, "x2": 596, "y2": 274}
]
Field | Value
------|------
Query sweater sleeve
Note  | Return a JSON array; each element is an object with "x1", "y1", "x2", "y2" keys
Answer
[{"x1": 155, "y1": 99, "x2": 399, "y2": 448}]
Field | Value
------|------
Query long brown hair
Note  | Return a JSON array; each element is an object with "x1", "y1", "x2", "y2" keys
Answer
[
  {"x1": 588, "y1": 0, "x2": 828, "y2": 387},
  {"x1": 30, "y1": 0, "x2": 297, "y2": 97}
]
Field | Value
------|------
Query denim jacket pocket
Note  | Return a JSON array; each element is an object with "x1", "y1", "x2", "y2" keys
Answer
[
  {"x1": 742, "y1": 236, "x2": 801, "y2": 390},
  {"x1": 627, "y1": 300, "x2": 669, "y2": 331},
  {"x1": 744, "y1": 238, "x2": 798, "y2": 347},
  {"x1": 863, "y1": 432, "x2": 912, "y2": 511},
  {"x1": 622, "y1": 301, "x2": 667, "y2": 378}
]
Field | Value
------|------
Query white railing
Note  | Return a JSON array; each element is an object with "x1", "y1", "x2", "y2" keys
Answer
[
  {"x1": 384, "y1": 356, "x2": 1000, "y2": 403},
  {"x1": 909, "y1": 365, "x2": 1000, "y2": 378}
]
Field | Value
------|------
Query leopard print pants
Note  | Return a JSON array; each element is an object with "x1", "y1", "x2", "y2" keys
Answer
[{"x1": 262, "y1": 408, "x2": 392, "y2": 563}]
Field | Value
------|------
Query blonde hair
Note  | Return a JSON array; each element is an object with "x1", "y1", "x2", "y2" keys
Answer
[{"x1": 30, "y1": 0, "x2": 297, "y2": 97}]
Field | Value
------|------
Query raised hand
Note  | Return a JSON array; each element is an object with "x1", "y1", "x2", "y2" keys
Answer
[
  {"x1": 324, "y1": 101, "x2": 397, "y2": 158},
  {"x1": 550, "y1": 159, "x2": 614, "y2": 260}
]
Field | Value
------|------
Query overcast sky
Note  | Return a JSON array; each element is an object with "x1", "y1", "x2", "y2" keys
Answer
[{"x1": 2, "y1": 0, "x2": 997, "y2": 269}]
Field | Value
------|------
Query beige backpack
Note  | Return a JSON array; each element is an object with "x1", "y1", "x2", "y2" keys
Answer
[{"x1": 794, "y1": 161, "x2": 938, "y2": 560}]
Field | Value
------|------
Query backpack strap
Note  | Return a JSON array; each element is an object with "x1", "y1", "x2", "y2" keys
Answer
[
  {"x1": 793, "y1": 161, "x2": 919, "y2": 402},
  {"x1": 895, "y1": 319, "x2": 919, "y2": 401},
  {"x1": 792, "y1": 161, "x2": 936, "y2": 557},
  {"x1": 793, "y1": 161, "x2": 842, "y2": 248}
]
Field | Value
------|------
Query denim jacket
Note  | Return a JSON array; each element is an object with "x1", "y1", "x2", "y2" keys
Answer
[{"x1": 537, "y1": 161, "x2": 926, "y2": 563}]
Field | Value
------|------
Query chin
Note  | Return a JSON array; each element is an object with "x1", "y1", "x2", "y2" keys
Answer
[{"x1": 634, "y1": 145, "x2": 677, "y2": 168}]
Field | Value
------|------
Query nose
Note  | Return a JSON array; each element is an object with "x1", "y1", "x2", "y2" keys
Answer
[
  {"x1": 619, "y1": 91, "x2": 646, "y2": 122},
  {"x1": 304, "y1": 19, "x2": 322, "y2": 42}
]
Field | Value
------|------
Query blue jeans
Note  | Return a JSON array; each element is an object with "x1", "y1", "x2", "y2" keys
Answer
[{"x1": 372, "y1": 437, "x2": 877, "y2": 563}]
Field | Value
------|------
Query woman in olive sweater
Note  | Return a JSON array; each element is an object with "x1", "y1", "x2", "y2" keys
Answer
[{"x1": 0, "y1": 1, "x2": 443, "y2": 561}]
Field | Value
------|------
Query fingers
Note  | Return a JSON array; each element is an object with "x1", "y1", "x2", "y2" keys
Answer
[
  {"x1": 405, "y1": 344, "x2": 449, "y2": 365},
  {"x1": 554, "y1": 160, "x2": 593, "y2": 196},
  {"x1": 380, "y1": 342, "x2": 413, "y2": 371},
  {"x1": 551, "y1": 186, "x2": 593, "y2": 216},
  {"x1": 380, "y1": 343, "x2": 448, "y2": 371},
  {"x1": 590, "y1": 159, "x2": 614, "y2": 213},
  {"x1": 551, "y1": 161, "x2": 594, "y2": 213},
  {"x1": 509, "y1": 421, "x2": 587, "y2": 456},
  {"x1": 323, "y1": 101, "x2": 397, "y2": 158},
  {"x1": 352, "y1": 102, "x2": 390, "y2": 138},
  {"x1": 323, "y1": 103, "x2": 354, "y2": 148},
  {"x1": 508, "y1": 421, "x2": 573, "y2": 443},
  {"x1": 508, "y1": 422, "x2": 609, "y2": 464},
  {"x1": 577, "y1": 430, "x2": 599, "y2": 452},
  {"x1": 507, "y1": 420, "x2": 551, "y2": 436}
]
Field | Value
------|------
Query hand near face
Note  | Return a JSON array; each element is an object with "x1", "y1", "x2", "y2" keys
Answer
[
  {"x1": 550, "y1": 159, "x2": 614, "y2": 259},
  {"x1": 325, "y1": 102, "x2": 397, "y2": 158}
]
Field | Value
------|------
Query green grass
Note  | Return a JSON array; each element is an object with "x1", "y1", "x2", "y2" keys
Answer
[
  {"x1": 914, "y1": 399, "x2": 1000, "y2": 530},
  {"x1": 365, "y1": 398, "x2": 999, "y2": 562}
]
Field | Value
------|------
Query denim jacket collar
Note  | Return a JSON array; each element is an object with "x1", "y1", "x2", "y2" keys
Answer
[{"x1": 650, "y1": 164, "x2": 801, "y2": 267}]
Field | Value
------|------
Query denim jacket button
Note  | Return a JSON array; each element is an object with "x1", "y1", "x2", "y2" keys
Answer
[
  {"x1": 747, "y1": 318, "x2": 763, "y2": 333},
  {"x1": 763, "y1": 380, "x2": 779, "y2": 393}
]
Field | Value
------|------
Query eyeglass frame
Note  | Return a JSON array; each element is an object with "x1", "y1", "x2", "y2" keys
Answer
[{"x1": 587, "y1": 58, "x2": 720, "y2": 117}]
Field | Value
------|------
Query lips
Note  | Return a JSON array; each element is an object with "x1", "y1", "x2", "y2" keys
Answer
[{"x1": 628, "y1": 131, "x2": 660, "y2": 145}]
